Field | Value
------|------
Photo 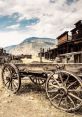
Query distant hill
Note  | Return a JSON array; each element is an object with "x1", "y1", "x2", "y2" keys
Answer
[
  {"x1": 5, "y1": 45, "x2": 16, "y2": 53},
  {"x1": 4, "y1": 37, "x2": 57, "y2": 55}
]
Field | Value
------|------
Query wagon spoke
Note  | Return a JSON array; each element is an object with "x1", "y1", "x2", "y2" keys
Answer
[
  {"x1": 67, "y1": 81, "x2": 77, "y2": 89},
  {"x1": 11, "y1": 82, "x2": 15, "y2": 91},
  {"x1": 10, "y1": 82, "x2": 13, "y2": 90},
  {"x1": 67, "y1": 95, "x2": 76, "y2": 108},
  {"x1": 12, "y1": 80, "x2": 18, "y2": 90},
  {"x1": 51, "y1": 93, "x2": 60, "y2": 101},
  {"x1": 32, "y1": 78, "x2": 37, "y2": 82},
  {"x1": 52, "y1": 85, "x2": 59, "y2": 89},
  {"x1": 34, "y1": 78, "x2": 37, "y2": 83},
  {"x1": 54, "y1": 78, "x2": 61, "y2": 87},
  {"x1": 38, "y1": 78, "x2": 41, "y2": 84},
  {"x1": 48, "y1": 82, "x2": 59, "y2": 88},
  {"x1": 69, "y1": 92, "x2": 82, "y2": 102},
  {"x1": 68, "y1": 86, "x2": 82, "y2": 93},
  {"x1": 58, "y1": 96, "x2": 63, "y2": 107},
  {"x1": 12, "y1": 81, "x2": 17, "y2": 88},
  {"x1": 13, "y1": 79, "x2": 18, "y2": 86},
  {"x1": 8, "y1": 81, "x2": 11, "y2": 89},
  {"x1": 59, "y1": 73, "x2": 64, "y2": 86},
  {"x1": 30, "y1": 76, "x2": 46, "y2": 85},
  {"x1": 64, "y1": 97, "x2": 69, "y2": 109},
  {"x1": 64, "y1": 74, "x2": 70, "y2": 86},
  {"x1": 12, "y1": 80, "x2": 18, "y2": 89},
  {"x1": 11, "y1": 74, "x2": 17, "y2": 79},
  {"x1": 5, "y1": 81, "x2": 10, "y2": 87},
  {"x1": 48, "y1": 88, "x2": 58, "y2": 93},
  {"x1": 5, "y1": 80, "x2": 9, "y2": 86}
]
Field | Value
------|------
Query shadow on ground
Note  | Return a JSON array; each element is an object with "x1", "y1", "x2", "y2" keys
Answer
[{"x1": 18, "y1": 82, "x2": 46, "y2": 95}]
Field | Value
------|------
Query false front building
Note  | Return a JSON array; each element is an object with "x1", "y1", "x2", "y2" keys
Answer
[
  {"x1": 40, "y1": 20, "x2": 82, "y2": 63},
  {"x1": 57, "y1": 20, "x2": 82, "y2": 63},
  {"x1": 57, "y1": 31, "x2": 72, "y2": 54},
  {"x1": 71, "y1": 20, "x2": 82, "y2": 63},
  {"x1": 57, "y1": 31, "x2": 73, "y2": 62}
]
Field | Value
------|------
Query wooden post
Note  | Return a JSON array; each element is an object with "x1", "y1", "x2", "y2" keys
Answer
[
  {"x1": 48, "y1": 52, "x2": 50, "y2": 60},
  {"x1": 40, "y1": 48, "x2": 42, "y2": 63}
]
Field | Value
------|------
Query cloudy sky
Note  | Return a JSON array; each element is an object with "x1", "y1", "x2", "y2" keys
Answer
[{"x1": 0, "y1": 0, "x2": 82, "y2": 47}]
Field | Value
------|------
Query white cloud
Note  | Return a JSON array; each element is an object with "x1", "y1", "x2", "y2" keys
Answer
[
  {"x1": 0, "y1": 0, "x2": 82, "y2": 47},
  {"x1": 0, "y1": 31, "x2": 28, "y2": 47},
  {"x1": 6, "y1": 24, "x2": 20, "y2": 30}
]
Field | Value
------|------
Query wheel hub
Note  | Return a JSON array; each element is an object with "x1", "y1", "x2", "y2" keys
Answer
[
  {"x1": 59, "y1": 87, "x2": 67, "y2": 96},
  {"x1": 6, "y1": 77, "x2": 12, "y2": 82}
]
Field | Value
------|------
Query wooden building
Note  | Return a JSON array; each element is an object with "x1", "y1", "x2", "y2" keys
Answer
[
  {"x1": 57, "y1": 31, "x2": 73, "y2": 62},
  {"x1": 40, "y1": 20, "x2": 82, "y2": 63},
  {"x1": 41, "y1": 31, "x2": 72, "y2": 62},
  {"x1": 71, "y1": 20, "x2": 82, "y2": 63},
  {"x1": 38, "y1": 47, "x2": 57, "y2": 61},
  {"x1": 57, "y1": 31, "x2": 72, "y2": 55},
  {"x1": 44, "y1": 48, "x2": 58, "y2": 60},
  {"x1": 57, "y1": 20, "x2": 82, "y2": 63}
]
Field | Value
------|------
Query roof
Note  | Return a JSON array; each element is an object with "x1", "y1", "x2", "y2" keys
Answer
[
  {"x1": 71, "y1": 28, "x2": 76, "y2": 32},
  {"x1": 58, "y1": 40, "x2": 71, "y2": 46},
  {"x1": 57, "y1": 31, "x2": 68, "y2": 39},
  {"x1": 74, "y1": 20, "x2": 82, "y2": 25},
  {"x1": 71, "y1": 20, "x2": 82, "y2": 32}
]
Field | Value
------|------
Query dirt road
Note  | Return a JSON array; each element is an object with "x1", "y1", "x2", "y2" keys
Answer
[{"x1": 0, "y1": 68, "x2": 82, "y2": 117}]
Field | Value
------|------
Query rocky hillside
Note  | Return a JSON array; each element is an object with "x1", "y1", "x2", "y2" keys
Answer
[{"x1": 5, "y1": 37, "x2": 56, "y2": 55}]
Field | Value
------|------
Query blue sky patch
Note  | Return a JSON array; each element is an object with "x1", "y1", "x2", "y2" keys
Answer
[
  {"x1": 0, "y1": 15, "x2": 17, "y2": 29},
  {"x1": 19, "y1": 18, "x2": 40, "y2": 29},
  {"x1": 0, "y1": 12, "x2": 40, "y2": 31},
  {"x1": 49, "y1": 0, "x2": 56, "y2": 3},
  {"x1": 66, "y1": 0, "x2": 77, "y2": 5}
]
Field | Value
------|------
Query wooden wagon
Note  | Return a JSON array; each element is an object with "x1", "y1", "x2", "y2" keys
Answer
[{"x1": 1, "y1": 63, "x2": 82, "y2": 112}]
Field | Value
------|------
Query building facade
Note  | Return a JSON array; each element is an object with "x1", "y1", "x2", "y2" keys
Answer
[
  {"x1": 71, "y1": 20, "x2": 82, "y2": 63},
  {"x1": 42, "y1": 20, "x2": 82, "y2": 63}
]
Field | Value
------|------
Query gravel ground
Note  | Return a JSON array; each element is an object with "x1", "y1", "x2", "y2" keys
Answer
[{"x1": 0, "y1": 68, "x2": 82, "y2": 117}]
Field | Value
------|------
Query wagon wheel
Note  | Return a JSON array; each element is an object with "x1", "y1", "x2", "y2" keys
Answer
[
  {"x1": 2, "y1": 63, "x2": 21, "y2": 94},
  {"x1": 30, "y1": 76, "x2": 46, "y2": 85},
  {"x1": 46, "y1": 70, "x2": 82, "y2": 112}
]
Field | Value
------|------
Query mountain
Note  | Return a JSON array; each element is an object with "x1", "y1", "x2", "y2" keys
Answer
[
  {"x1": 4, "y1": 37, "x2": 56, "y2": 55},
  {"x1": 4, "y1": 45, "x2": 16, "y2": 53},
  {"x1": 21, "y1": 37, "x2": 55, "y2": 44}
]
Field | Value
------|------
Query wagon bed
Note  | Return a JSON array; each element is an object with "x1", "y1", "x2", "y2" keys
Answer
[{"x1": 15, "y1": 63, "x2": 82, "y2": 78}]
